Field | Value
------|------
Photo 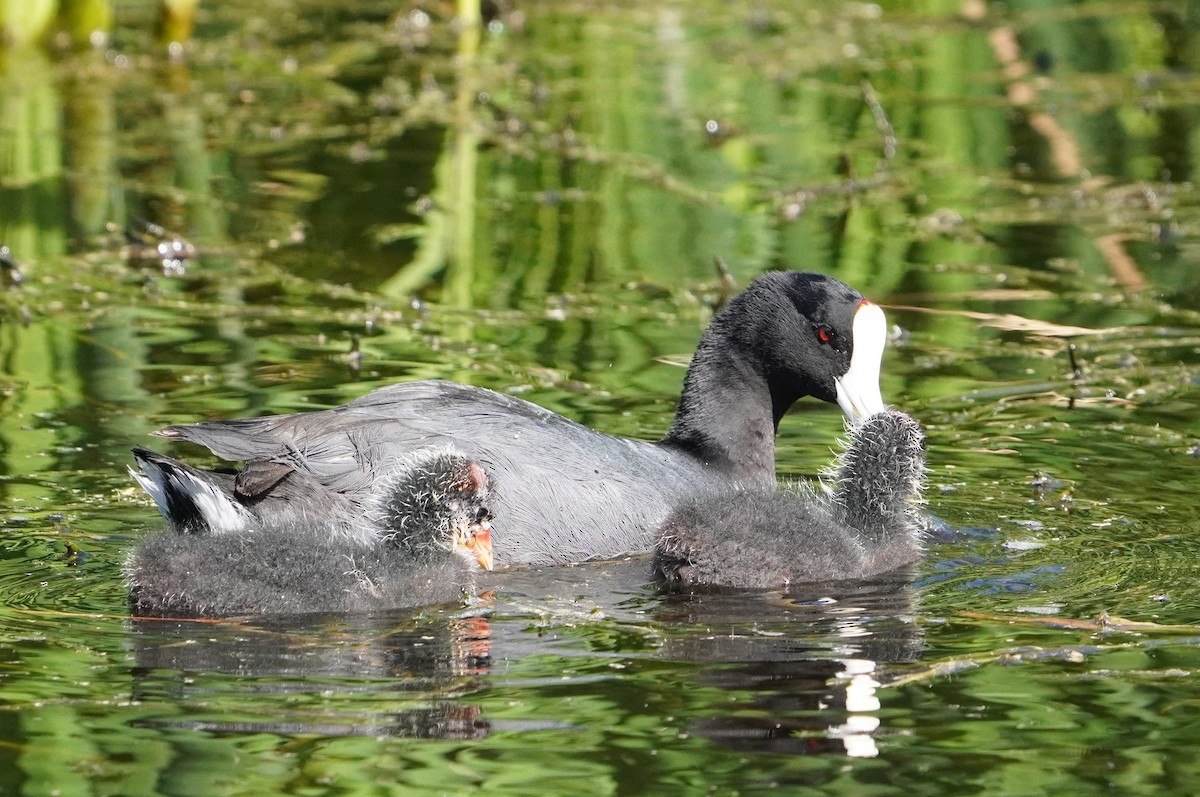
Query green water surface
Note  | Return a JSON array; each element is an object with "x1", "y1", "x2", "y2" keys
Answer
[{"x1": 1, "y1": 0, "x2": 1200, "y2": 794}]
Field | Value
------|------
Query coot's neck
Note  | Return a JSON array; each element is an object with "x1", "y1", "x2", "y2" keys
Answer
[{"x1": 658, "y1": 319, "x2": 789, "y2": 488}]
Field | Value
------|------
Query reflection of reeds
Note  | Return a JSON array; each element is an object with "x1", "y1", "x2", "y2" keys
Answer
[
  {"x1": 62, "y1": 57, "x2": 118, "y2": 240},
  {"x1": 0, "y1": 1, "x2": 196, "y2": 50},
  {"x1": 1, "y1": 0, "x2": 100, "y2": 48},
  {"x1": 59, "y1": 0, "x2": 113, "y2": 48},
  {"x1": 379, "y1": 5, "x2": 482, "y2": 308},
  {"x1": 0, "y1": 0, "x2": 57, "y2": 47},
  {"x1": 159, "y1": 0, "x2": 198, "y2": 48},
  {"x1": 0, "y1": 48, "x2": 66, "y2": 259}
]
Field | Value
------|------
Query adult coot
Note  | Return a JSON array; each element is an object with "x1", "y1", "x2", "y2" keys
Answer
[
  {"x1": 132, "y1": 271, "x2": 887, "y2": 565},
  {"x1": 127, "y1": 449, "x2": 494, "y2": 615},
  {"x1": 653, "y1": 410, "x2": 926, "y2": 588}
]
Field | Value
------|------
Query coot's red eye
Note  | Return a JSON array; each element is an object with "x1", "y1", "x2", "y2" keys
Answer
[{"x1": 815, "y1": 324, "x2": 834, "y2": 344}]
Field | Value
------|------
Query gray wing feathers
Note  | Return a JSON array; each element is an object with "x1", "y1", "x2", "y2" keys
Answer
[{"x1": 153, "y1": 381, "x2": 717, "y2": 564}]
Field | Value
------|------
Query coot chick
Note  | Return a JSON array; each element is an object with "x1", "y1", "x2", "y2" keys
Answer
[
  {"x1": 127, "y1": 449, "x2": 494, "y2": 616},
  {"x1": 653, "y1": 410, "x2": 925, "y2": 589},
  {"x1": 134, "y1": 271, "x2": 888, "y2": 565}
]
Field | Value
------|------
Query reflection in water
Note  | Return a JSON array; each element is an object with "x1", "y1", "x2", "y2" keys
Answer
[
  {"x1": 133, "y1": 701, "x2": 488, "y2": 741},
  {"x1": 125, "y1": 560, "x2": 924, "y2": 759},
  {"x1": 128, "y1": 610, "x2": 493, "y2": 740},
  {"x1": 129, "y1": 612, "x2": 493, "y2": 682},
  {"x1": 657, "y1": 574, "x2": 922, "y2": 758}
]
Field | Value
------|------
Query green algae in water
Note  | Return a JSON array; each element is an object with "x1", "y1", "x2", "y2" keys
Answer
[{"x1": 0, "y1": 0, "x2": 1199, "y2": 794}]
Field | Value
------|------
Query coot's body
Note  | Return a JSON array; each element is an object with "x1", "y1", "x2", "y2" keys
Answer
[
  {"x1": 127, "y1": 450, "x2": 494, "y2": 616},
  {"x1": 132, "y1": 271, "x2": 888, "y2": 565},
  {"x1": 654, "y1": 410, "x2": 926, "y2": 588},
  {"x1": 127, "y1": 528, "x2": 475, "y2": 616}
]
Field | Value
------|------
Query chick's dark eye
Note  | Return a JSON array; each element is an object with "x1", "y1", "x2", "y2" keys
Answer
[
  {"x1": 475, "y1": 506, "x2": 490, "y2": 523},
  {"x1": 814, "y1": 324, "x2": 835, "y2": 345}
]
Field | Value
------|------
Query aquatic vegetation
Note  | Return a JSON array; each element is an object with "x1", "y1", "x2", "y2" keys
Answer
[{"x1": 0, "y1": 0, "x2": 1198, "y2": 793}]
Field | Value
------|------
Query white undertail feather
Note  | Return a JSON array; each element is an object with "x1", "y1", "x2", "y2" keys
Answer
[
  {"x1": 131, "y1": 458, "x2": 250, "y2": 535},
  {"x1": 188, "y1": 477, "x2": 251, "y2": 534},
  {"x1": 128, "y1": 465, "x2": 170, "y2": 520}
]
